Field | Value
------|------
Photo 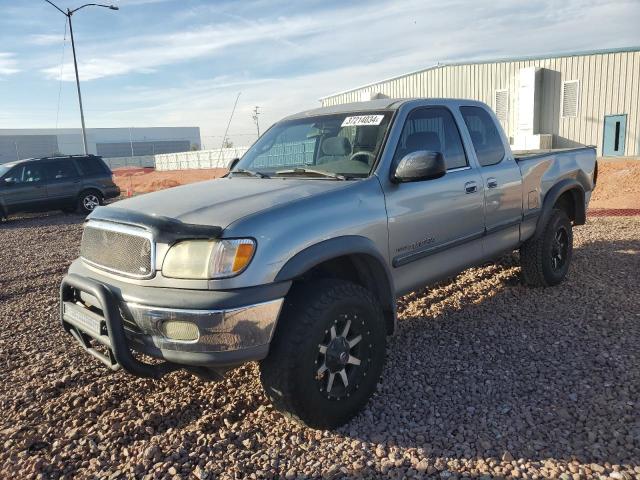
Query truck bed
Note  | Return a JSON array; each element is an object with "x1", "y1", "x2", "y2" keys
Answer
[
  {"x1": 514, "y1": 146, "x2": 598, "y2": 223},
  {"x1": 513, "y1": 146, "x2": 596, "y2": 162}
]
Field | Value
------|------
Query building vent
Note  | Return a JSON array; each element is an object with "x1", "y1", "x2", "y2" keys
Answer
[
  {"x1": 562, "y1": 80, "x2": 579, "y2": 118},
  {"x1": 495, "y1": 89, "x2": 509, "y2": 125}
]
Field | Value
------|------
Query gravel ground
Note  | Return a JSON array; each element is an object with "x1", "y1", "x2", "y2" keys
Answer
[{"x1": 1, "y1": 212, "x2": 639, "y2": 479}]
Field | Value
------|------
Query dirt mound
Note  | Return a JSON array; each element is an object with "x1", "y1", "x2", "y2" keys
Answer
[
  {"x1": 590, "y1": 159, "x2": 640, "y2": 209},
  {"x1": 113, "y1": 168, "x2": 227, "y2": 196}
]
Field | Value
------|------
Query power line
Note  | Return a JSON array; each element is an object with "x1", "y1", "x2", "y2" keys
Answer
[{"x1": 217, "y1": 92, "x2": 241, "y2": 163}]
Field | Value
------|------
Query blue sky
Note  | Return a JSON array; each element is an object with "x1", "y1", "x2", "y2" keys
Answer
[{"x1": 1, "y1": 0, "x2": 639, "y2": 147}]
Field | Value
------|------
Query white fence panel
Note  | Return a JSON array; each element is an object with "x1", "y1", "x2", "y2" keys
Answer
[
  {"x1": 102, "y1": 147, "x2": 249, "y2": 171},
  {"x1": 155, "y1": 147, "x2": 248, "y2": 171}
]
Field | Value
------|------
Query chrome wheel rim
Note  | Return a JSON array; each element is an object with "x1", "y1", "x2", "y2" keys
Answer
[
  {"x1": 315, "y1": 312, "x2": 371, "y2": 400},
  {"x1": 551, "y1": 226, "x2": 569, "y2": 271},
  {"x1": 83, "y1": 194, "x2": 100, "y2": 211}
]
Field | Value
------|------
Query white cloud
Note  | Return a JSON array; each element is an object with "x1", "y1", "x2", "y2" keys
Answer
[
  {"x1": 0, "y1": 53, "x2": 19, "y2": 76},
  {"x1": 27, "y1": 34, "x2": 65, "y2": 46},
  {"x1": 61, "y1": 0, "x2": 639, "y2": 140},
  {"x1": 41, "y1": 0, "x2": 469, "y2": 81},
  {"x1": 12, "y1": 0, "x2": 640, "y2": 137}
]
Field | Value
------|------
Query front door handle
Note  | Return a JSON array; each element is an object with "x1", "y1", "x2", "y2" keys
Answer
[
  {"x1": 464, "y1": 181, "x2": 477, "y2": 194},
  {"x1": 487, "y1": 177, "x2": 498, "y2": 189}
]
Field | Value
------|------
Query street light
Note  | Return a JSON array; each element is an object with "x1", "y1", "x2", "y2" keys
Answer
[{"x1": 44, "y1": 1, "x2": 119, "y2": 155}]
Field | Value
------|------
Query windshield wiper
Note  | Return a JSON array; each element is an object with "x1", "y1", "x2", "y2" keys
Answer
[
  {"x1": 274, "y1": 168, "x2": 346, "y2": 180},
  {"x1": 231, "y1": 168, "x2": 270, "y2": 178}
]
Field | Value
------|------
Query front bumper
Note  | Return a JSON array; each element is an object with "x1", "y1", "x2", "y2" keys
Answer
[{"x1": 60, "y1": 274, "x2": 287, "y2": 378}]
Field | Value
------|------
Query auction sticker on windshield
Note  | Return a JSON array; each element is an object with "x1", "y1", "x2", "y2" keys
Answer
[{"x1": 341, "y1": 115, "x2": 385, "y2": 127}]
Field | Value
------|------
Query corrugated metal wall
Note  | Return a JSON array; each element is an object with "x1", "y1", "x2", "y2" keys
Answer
[{"x1": 321, "y1": 49, "x2": 640, "y2": 156}]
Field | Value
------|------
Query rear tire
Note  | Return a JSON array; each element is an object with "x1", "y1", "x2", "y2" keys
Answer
[
  {"x1": 260, "y1": 279, "x2": 386, "y2": 429},
  {"x1": 78, "y1": 190, "x2": 102, "y2": 215},
  {"x1": 520, "y1": 208, "x2": 573, "y2": 287}
]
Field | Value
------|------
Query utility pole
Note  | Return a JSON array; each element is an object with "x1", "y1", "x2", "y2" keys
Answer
[
  {"x1": 252, "y1": 106, "x2": 261, "y2": 138},
  {"x1": 44, "y1": 1, "x2": 119, "y2": 155},
  {"x1": 129, "y1": 127, "x2": 134, "y2": 157}
]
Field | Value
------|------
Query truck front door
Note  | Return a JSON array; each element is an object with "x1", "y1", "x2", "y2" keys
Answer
[
  {"x1": 383, "y1": 106, "x2": 486, "y2": 295},
  {"x1": 459, "y1": 106, "x2": 523, "y2": 257}
]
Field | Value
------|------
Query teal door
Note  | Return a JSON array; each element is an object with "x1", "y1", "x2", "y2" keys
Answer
[{"x1": 603, "y1": 114, "x2": 627, "y2": 156}]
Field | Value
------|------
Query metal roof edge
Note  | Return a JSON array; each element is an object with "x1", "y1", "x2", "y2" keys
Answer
[
  {"x1": 318, "y1": 64, "x2": 441, "y2": 101},
  {"x1": 319, "y1": 46, "x2": 640, "y2": 101}
]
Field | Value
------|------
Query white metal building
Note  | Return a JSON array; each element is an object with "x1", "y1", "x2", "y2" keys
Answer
[
  {"x1": 0, "y1": 127, "x2": 201, "y2": 164},
  {"x1": 321, "y1": 47, "x2": 640, "y2": 156}
]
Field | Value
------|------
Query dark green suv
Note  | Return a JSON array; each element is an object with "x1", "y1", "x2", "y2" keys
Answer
[{"x1": 0, "y1": 154, "x2": 120, "y2": 220}]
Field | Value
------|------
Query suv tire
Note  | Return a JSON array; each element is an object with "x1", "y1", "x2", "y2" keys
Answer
[
  {"x1": 520, "y1": 208, "x2": 573, "y2": 287},
  {"x1": 260, "y1": 279, "x2": 386, "y2": 429},
  {"x1": 78, "y1": 190, "x2": 102, "y2": 214}
]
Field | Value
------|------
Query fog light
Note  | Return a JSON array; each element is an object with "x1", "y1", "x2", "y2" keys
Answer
[{"x1": 160, "y1": 321, "x2": 199, "y2": 341}]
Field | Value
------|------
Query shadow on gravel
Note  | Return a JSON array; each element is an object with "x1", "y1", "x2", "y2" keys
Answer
[
  {"x1": 0, "y1": 211, "x2": 86, "y2": 230},
  {"x1": 348, "y1": 239, "x2": 640, "y2": 466}
]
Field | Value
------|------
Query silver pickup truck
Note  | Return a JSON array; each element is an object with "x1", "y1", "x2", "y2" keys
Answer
[{"x1": 60, "y1": 98, "x2": 597, "y2": 428}]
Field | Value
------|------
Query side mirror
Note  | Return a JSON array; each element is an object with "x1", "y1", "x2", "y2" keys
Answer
[
  {"x1": 3, "y1": 178, "x2": 16, "y2": 186},
  {"x1": 393, "y1": 151, "x2": 446, "y2": 183},
  {"x1": 228, "y1": 158, "x2": 240, "y2": 171}
]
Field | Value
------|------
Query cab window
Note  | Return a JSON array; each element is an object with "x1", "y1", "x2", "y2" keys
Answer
[
  {"x1": 460, "y1": 106, "x2": 506, "y2": 167},
  {"x1": 393, "y1": 107, "x2": 468, "y2": 170}
]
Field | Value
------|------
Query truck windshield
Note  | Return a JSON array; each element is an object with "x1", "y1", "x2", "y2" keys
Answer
[{"x1": 233, "y1": 112, "x2": 393, "y2": 179}]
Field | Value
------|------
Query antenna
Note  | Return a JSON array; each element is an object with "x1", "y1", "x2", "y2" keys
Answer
[
  {"x1": 252, "y1": 106, "x2": 261, "y2": 138},
  {"x1": 218, "y1": 92, "x2": 241, "y2": 165}
]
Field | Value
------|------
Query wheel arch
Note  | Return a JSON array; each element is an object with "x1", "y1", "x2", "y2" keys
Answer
[
  {"x1": 274, "y1": 236, "x2": 397, "y2": 335},
  {"x1": 535, "y1": 179, "x2": 585, "y2": 239},
  {"x1": 78, "y1": 187, "x2": 104, "y2": 199}
]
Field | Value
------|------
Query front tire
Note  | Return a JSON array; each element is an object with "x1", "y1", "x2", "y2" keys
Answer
[
  {"x1": 78, "y1": 190, "x2": 102, "y2": 215},
  {"x1": 260, "y1": 279, "x2": 386, "y2": 429},
  {"x1": 520, "y1": 208, "x2": 573, "y2": 287}
]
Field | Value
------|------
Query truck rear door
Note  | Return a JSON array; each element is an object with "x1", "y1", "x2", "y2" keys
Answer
[
  {"x1": 459, "y1": 106, "x2": 523, "y2": 256},
  {"x1": 383, "y1": 105, "x2": 486, "y2": 294}
]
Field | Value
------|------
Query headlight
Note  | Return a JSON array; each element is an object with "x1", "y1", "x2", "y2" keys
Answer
[{"x1": 162, "y1": 239, "x2": 256, "y2": 279}]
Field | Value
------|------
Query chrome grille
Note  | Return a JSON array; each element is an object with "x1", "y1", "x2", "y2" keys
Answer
[{"x1": 80, "y1": 221, "x2": 154, "y2": 278}]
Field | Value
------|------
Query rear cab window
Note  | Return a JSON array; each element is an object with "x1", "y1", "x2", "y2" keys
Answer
[
  {"x1": 393, "y1": 106, "x2": 468, "y2": 170},
  {"x1": 460, "y1": 106, "x2": 505, "y2": 167}
]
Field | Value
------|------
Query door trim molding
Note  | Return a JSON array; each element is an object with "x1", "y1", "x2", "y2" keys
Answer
[
  {"x1": 392, "y1": 215, "x2": 536, "y2": 268},
  {"x1": 392, "y1": 231, "x2": 484, "y2": 267}
]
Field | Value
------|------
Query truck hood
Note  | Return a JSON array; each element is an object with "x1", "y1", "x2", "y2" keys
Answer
[{"x1": 99, "y1": 177, "x2": 351, "y2": 229}]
